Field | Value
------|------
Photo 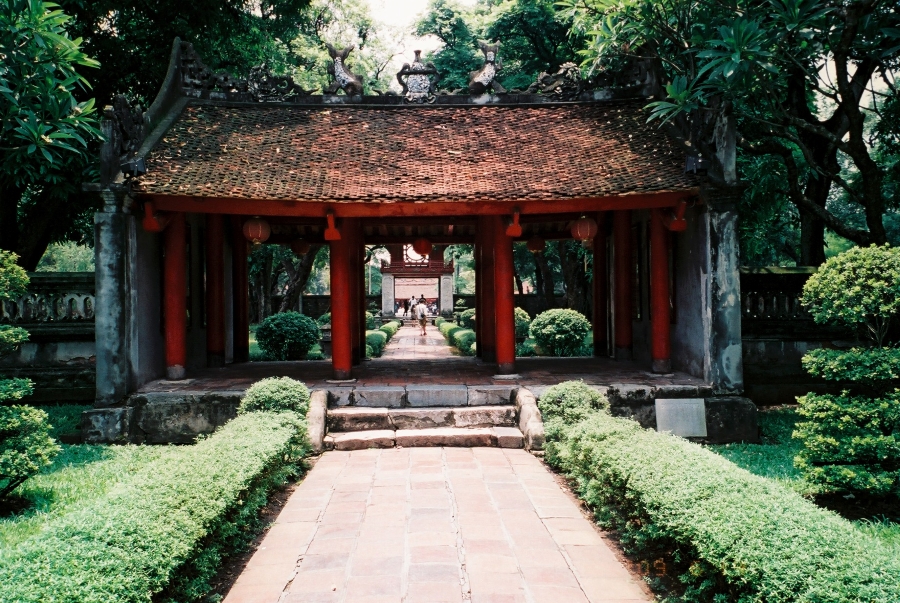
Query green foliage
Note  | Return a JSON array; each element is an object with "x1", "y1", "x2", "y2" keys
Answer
[
  {"x1": 0, "y1": 405, "x2": 59, "y2": 499},
  {"x1": 365, "y1": 330, "x2": 387, "y2": 357},
  {"x1": 365, "y1": 311, "x2": 376, "y2": 330},
  {"x1": 378, "y1": 320, "x2": 400, "y2": 339},
  {"x1": 529, "y1": 309, "x2": 591, "y2": 356},
  {"x1": 547, "y1": 409, "x2": 900, "y2": 603},
  {"x1": 0, "y1": 411, "x2": 309, "y2": 603},
  {"x1": 35, "y1": 241, "x2": 94, "y2": 272},
  {"x1": 238, "y1": 377, "x2": 310, "y2": 416},
  {"x1": 0, "y1": 251, "x2": 28, "y2": 301},
  {"x1": 0, "y1": 378, "x2": 33, "y2": 403},
  {"x1": 255, "y1": 312, "x2": 320, "y2": 360},
  {"x1": 454, "y1": 298, "x2": 468, "y2": 309},
  {"x1": 802, "y1": 347, "x2": 900, "y2": 385},
  {"x1": 802, "y1": 245, "x2": 900, "y2": 346},
  {"x1": 794, "y1": 391, "x2": 900, "y2": 496},
  {"x1": 0, "y1": 325, "x2": 28, "y2": 359},
  {"x1": 515, "y1": 339, "x2": 536, "y2": 357},
  {"x1": 514, "y1": 307, "x2": 531, "y2": 339},
  {"x1": 451, "y1": 328, "x2": 476, "y2": 356},
  {"x1": 439, "y1": 321, "x2": 461, "y2": 339},
  {"x1": 538, "y1": 380, "x2": 607, "y2": 458},
  {"x1": 458, "y1": 308, "x2": 476, "y2": 329},
  {"x1": 317, "y1": 312, "x2": 331, "y2": 326}
]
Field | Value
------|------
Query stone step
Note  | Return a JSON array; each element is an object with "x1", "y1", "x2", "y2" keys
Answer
[
  {"x1": 327, "y1": 405, "x2": 517, "y2": 432},
  {"x1": 324, "y1": 426, "x2": 525, "y2": 451},
  {"x1": 326, "y1": 385, "x2": 516, "y2": 408}
]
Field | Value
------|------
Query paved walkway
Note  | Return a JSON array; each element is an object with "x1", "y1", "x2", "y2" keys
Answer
[
  {"x1": 381, "y1": 323, "x2": 458, "y2": 360},
  {"x1": 224, "y1": 448, "x2": 650, "y2": 603}
]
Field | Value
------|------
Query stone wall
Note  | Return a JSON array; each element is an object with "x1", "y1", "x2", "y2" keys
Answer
[{"x1": 0, "y1": 272, "x2": 96, "y2": 402}]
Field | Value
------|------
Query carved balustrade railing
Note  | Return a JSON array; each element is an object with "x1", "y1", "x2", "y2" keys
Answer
[{"x1": 1, "y1": 273, "x2": 95, "y2": 340}]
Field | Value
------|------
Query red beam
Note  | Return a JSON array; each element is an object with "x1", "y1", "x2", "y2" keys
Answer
[
  {"x1": 141, "y1": 190, "x2": 698, "y2": 219},
  {"x1": 205, "y1": 214, "x2": 226, "y2": 367},
  {"x1": 163, "y1": 212, "x2": 187, "y2": 379},
  {"x1": 650, "y1": 209, "x2": 672, "y2": 373},
  {"x1": 613, "y1": 210, "x2": 633, "y2": 360}
]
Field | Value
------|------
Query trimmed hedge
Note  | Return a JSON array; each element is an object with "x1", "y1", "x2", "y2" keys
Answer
[
  {"x1": 529, "y1": 309, "x2": 591, "y2": 356},
  {"x1": 514, "y1": 307, "x2": 531, "y2": 339},
  {"x1": 379, "y1": 320, "x2": 400, "y2": 339},
  {"x1": 238, "y1": 377, "x2": 310, "y2": 416},
  {"x1": 439, "y1": 321, "x2": 462, "y2": 340},
  {"x1": 256, "y1": 312, "x2": 320, "y2": 360},
  {"x1": 545, "y1": 397, "x2": 900, "y2": 603},
  {"x1": 366, "y1": 330, "x2": 388, "y2": 357},
  {"x1": 451, "y1": 328, "x2": 476, "y2": 356},
  {"x1": 0, "y1": 412, "x2": 309, "y2": 603},
  {"x1": 458, "y1": 308, "x2": 476, "y2": 329}
]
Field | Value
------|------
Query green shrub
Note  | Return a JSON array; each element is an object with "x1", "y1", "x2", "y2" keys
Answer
[
  {"x1": 435, "y1": 317, "x2": 446, "y2": 327},
  {"x1": 454, "y1": 298, "x2": 468, "y2": 310},
  {"x1": 801, "y1": 347, "x2": 900, "y2": 385},
  {"x1": 0, "y1": 406, "x2": 60, "y2": 499},
  {"x1": 0, "y1": 411, "x2": 310, "y2": 603},
  {"x1": 451, "y1": 328, "x2": 476, "y2": 356},
  {"x1": 365, "y1": 311, "x2": 376, "y2": 330},
  {"x1": 801, "y1": 245, "x2": 900, "y2": 346},
  {"x1": 0, "y1": 251, "x2": 28, "y2": 302},
  {"x1": 439, "y1": 321, "x2": 460, "y2": 339},
  {"x1": 515, "y1": 340, "x2": 536, "y2": 357},
  {"x1": 238, "y1": 377, "x2": 310, "y2": 416},
  {"x1": 548, "y1": 410, "x2": 900, "y2": 603},
  {"x1": 514, "y1": 307, "x2": 531, "y2": 339},
  {"x1": 0, "y1": 325, "x2": 28, "y2": 358},
  {"x1": 458, "y1": 308, "x2": 476, "y2": 329},
  {"x1": 529, "y1": 309, "x2": 591, "y2": 356},
  {"x1": 366, "y1": 330, "x2": 388, "y2": 357},
  {"x1": 256, "y1": 312, "x2": 320, "y2": 361},
  {"x1": 316, "y1": 312, "x2": 331, "y2": 326},
  {"x1": 379, "y1": 321, "x2": 400, "y2": 340},
  {"x1": 538, "y1": 381, "x2": 608, "y2": 457},
  {"x1": 365, "y1": 344, "x2": 374, "y2": 358}
]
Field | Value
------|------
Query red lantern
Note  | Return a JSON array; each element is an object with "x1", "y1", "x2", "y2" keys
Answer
[
  {"x1": 526, "y1": 235, "x2": 545, "y2": 253},
  {"x1": 243, "y1": 217, "x2": 271, "y2": 244},
  {"x1": 570, "y1": 216, "x2": 598, "y2": 241},
  {"x1": 290, "y1": 239, "x2": 311, "y2": 255},
  {"x1": 412, "y1": 238, "x2": 431, "y2": 256}
]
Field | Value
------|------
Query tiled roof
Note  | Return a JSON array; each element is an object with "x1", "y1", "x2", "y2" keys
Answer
[{"x1": 135, "y1": 101, "x2": 696, "y2": 203}]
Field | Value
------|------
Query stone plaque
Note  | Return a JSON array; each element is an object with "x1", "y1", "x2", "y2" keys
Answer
[{"x1": 655, "y1": 398, "x2": 707, "y2": 437}]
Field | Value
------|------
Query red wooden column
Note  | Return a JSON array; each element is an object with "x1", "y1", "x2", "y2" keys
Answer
[
  {"x1": 492, "y1": 215, "x2": 516, "y2": 374},
  {"x1": 205, "y1": 214, "x2": 225, "y2": 367},
  {"x1": 650, "y1": 209, "x2": 672, "y2": 373},
  {"x1": 330, "y1": 219, "x2": 353, "y2": 379},
  {"x1": 474, "y1": 225, "x2": 483, "y2": 357},
  {"x1": 231, "y1": 217, "x2": 250, "y2": 363},
  {"x1": 478, "y1": 216, "x2": 497, "y2": 363},
  {"x1": 163, "y1": 212, "x2": 187, "y2": 379},
  {"x1": 613, "y1": 210, "x2": 633, "y2": 360},
  {"x1": 346, "y1": 219, "x2": 362, "y2": 365},
  {"x1": 592, "y1": 212, "x2": 608, "y2": 357}
]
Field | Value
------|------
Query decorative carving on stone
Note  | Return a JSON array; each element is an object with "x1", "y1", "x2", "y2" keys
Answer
[
  {"x1": 468, "y1": 41, "x2": 506, "y2": 95},
  {"x1": 100, "y1": 95, "x2": 146, "y2": 186},
  {"x1": 180, "y1": 41, "x2": 313, "y2": 101},
  {"x1": 526, "y1": 62, "x2": 583, "y2": 100},
  {"x1": 324, "y1": 43, "x2": 364, "y2": 96},
  {"x1": 396, "y1": 50, "x2": 440, "y2": 103}
]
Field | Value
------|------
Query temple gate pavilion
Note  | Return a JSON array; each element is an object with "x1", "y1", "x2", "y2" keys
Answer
[{"x1": 86, "y1": 39, "x2": 748, "y2": 440}]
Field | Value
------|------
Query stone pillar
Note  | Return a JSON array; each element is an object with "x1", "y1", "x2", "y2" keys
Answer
[
  {"x1": 381, "y1": 274, "x2": 395, "y2": 316},
  {"x1": 703, "y1": 184, "x2": 744, "y2": 394},
  {"x1": 94, "y1": 189, "x2": 130, "y2": 407},
  {"x1": 440, "y1": 274, "x2": 453, "y2": 317}
]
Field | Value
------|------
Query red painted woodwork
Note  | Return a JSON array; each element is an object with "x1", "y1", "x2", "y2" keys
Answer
[
  {"x1": 592, "y1": 212, "x2": 608, "y2": 357},
  {"x1": 143, "y1": 190, "x2": 698, "y2": 219},
  {"x1": 478, "y1": 216, "x2": 497, "y2": 363},
  {"x1": 242, "y1": 217, "x2": 271, "y2": 243},
  {"x1": 505, "y1": 210, "x2": 522, "y2": 237},
  {"x1": 163, "y1": 212, "x2": 188, "y2": 379},
  {"x1": 571, "y1": 216, "x2": 598, "y2": 241},
  {"x1": 142, "y1": 200, "x2": 170, "y2": 232},
  {"x1": 492, "y1": 215, "x2": 516, "y2": 374},
  {"x1": 329, "y1": 219, "x2": 353, "y2": 379},
  {"x1": 347, "y1": 219, "x2": 363, "y2": 366},
  {"x1": 412, "y1": 237, "x2": 432, "y2": 256},
  {"x1": 324, "y1": 211, "x2": 341, "y2": 240},
  {"x1": 231, "y1": 216, "x2": 250, "y2": 363},
  {"x1": 474, "y1": 226, "x2": 483, "y2": 358},
  {"x1": 650, "y1": 209, "x2": 672, "y2": 373},
  {"x1": 205, "y1": 214, "x2": 226, "y2": 367},
  {"x1": 664, "y1": 200, "x2": 688, "y2": 232},
  {"x1": 613, "y1": 210, "x2": 633, "y2": 360}
]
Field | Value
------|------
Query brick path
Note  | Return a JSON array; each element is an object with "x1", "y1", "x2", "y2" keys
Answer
[
  {"x1": 224, "y1": 448, "x2": 650, "y2": 603},
  {"x1": 380, "y1": 324, "x2": 458, "y2": 360}
]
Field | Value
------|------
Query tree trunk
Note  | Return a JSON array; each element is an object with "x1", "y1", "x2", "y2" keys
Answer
[
  {"x1": 15, "y1": 189, "x2": 68, "y2": 270},
  {"x1": 532, "y1": 251, "x2": 556, "y2": 312},
  {"x1": 278, "y1": 245, "x2": 321, "y2": 313},
  {"x1": 558, "y1": 241, "x2": 590, "y2": 315}
]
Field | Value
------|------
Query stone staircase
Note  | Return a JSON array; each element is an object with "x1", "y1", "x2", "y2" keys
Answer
[{"x1": 320, "y1": 384, "x2": 538, "y2": 451}]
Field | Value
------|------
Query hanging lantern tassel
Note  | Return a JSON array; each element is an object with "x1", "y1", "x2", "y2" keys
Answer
[
  {"x1": 505, "y1": 209, "x2": 522, "y2": 237},
  {"x1": 290, "y1": 238, "x2": 311, "y2": 255},
  {"x1": 324, "y1": 211, "x2": 341, "y2": 241},
  {"x1": 412, "y1": 237, "x2": 432, "y2": 257},
  {"x1": 243, "y1": 216, "x2": 271, "y2": 244},
  {"x1": 571, "y1": 216, "x2": 598, "y2": 241},
  {"x1": 526, "y1": 235, "x2": 545, "y2": 254}
]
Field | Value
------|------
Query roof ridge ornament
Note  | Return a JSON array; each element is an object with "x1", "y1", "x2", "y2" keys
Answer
[
  {"x1": 324, "y1": 43, "x2": 364, "y2": 97},
  {"x1": 469, "y1": 41, "x2": 505, "y2": 95},
  {"x1": 397, "y1": 50, "x2": 440, "y2": 104},
  {"x1": 526, "y1": 62, "x2": 584, "y2": 101}
]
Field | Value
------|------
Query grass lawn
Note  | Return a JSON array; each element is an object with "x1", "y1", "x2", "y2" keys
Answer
[
  {"x1": 710, "y1": 407, "x2": 900, "y2": 549},
  {"x1": 0, "y1": 405, "x2": 170, "y2": 549}
]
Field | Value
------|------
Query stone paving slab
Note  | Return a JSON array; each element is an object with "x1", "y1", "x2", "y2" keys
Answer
[{"x1": 223, "y1": 448, "x2": 651, "y2": 603}]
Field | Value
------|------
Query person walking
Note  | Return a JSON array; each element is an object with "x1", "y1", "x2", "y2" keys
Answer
[{"x1": 415, "y1": 299, "x2": 428, "y2": 336}]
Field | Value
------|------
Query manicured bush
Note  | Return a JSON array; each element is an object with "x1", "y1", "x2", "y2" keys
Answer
[
  {"x1": 0, "y1": 325, "x2": 28, "y2": 358},
  {"x1": 538, "y1": 381, "x2": 608, "y2": 453},
  {"x1": 0, "y1": 411, "x2": 309, "y2": 603},
  {"x1": 316, "y1": 312, "x2": 331, "y2": 326},
  {"x1": 379, "y1": 320, "x2": 400, "y2": 339},
  {"x1": 795, "y1": 245, "x2": 900, "y2": 496},
  {"x1": 514, "y1": 307, "x2": 531, "y2": 339},
  {"x1": 0, "y1": 405, "x2": 60, "y2": 499},
  {"x1": 458, "y1": 308, "x2": 476, "y2": 329},
  {"x1": 529, "y1": 309, "x2": 591, "y2": 356},
  {"x1": 365, "y1": 344, "x2": 374, "y2": 358},
  {"x1": 547, "y1": 410, "x2": 900, "y2": 603},
  {"x1": 454, "y1": 298, "x2": 468, "y2": 310},
  {"x1": 366, "y1": 329, "x2": 388, "y2": 357},
  {"x1": 365, "y1": 311, "x2": 376, "y2": 330},
  {"x1": 238, "y1": 377, "x2": 310, "y2": 416},
  {"x1": 451, "y1": 328, "x2": 476, "y2": 356},
  {"x1": 256, "y1": 312, "x2": 320, "y2": 361},
  {"x1": 515, "y1": 340, "x2": 537, "y2": 357},
  {"x1": 439, "y1": 321, "x2": 461, "y2": 339},
  {"x1": 435, "y1": 317, "x2": 446, "y2": 327}
]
